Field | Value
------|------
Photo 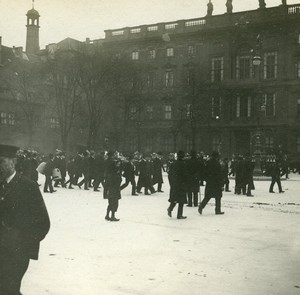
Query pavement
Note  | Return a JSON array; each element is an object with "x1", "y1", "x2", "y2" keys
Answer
[{"x1": 21, "y1": 173, "x2": 300, "y2": 295}]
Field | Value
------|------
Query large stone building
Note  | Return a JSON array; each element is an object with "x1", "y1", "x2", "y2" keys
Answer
[{"x1": 1, "y1": 1, "x2": 300, "y2": 160}]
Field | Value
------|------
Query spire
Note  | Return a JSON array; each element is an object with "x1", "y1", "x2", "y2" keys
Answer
[
  {"x1": 207, "y1": 0, "x2": 213, "y2": 17},
  {"x1": 32, "y1": 0, "x2": 34, "y2": 9}
]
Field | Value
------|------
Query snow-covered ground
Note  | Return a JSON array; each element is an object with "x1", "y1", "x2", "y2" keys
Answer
[{"x1": 22, "y1": 174, "x2": 300, "y2": 295}]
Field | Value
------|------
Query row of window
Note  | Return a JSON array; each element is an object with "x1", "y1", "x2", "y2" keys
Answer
[
  {"x1": 0, "y1": 112, "x2": 60, "y2": 129},
  {"x1": 128, "y1": 95, "x2": 278, "y2": 121},
  {"x1": 130, "y1": 48, "x2": 278, "y2": 81},
  {"x1": 129, "y1": 52, "x2": 280, "y2": 88},
  {"x1": 211, "y1": 53, "x2": 278, "y2": 81}
]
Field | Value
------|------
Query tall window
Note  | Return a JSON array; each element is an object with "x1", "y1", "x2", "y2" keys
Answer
[
  {"x1": 0, "y1": 112, "x2": 15, "y2": 125},
  {"x1": 146, "y1": 73, "x2": 154, "y2": 88},
  {"x1": 131, "y1": 51, "x2": 139, "y2": 60},
  {"x1": 161, "y1": 137, "x2": 172, "y2": 152},
  {"x1": 129, "y1": 106, "x2": 137, "y2": 120},
  {"x1": 297, "y1": 136, "x2": 300, "y2": 152},
  {"x1": 211, "y1": 97, "x2": 221, "y2": 118},
  {"x1": 185, "y1": 138, "x2": 193, "y2": 151},
  {"x1": 265, "y1": 136, "x2": 274, "y2": 150},
  {"x1": 236, "y1": 56, "x2": 252, "y2": 79},
  {"x1": 145, "y1": 106, "x2": 153, "y2": 120},
  {"x1": 212, "y1": 136, "x2": 221, "y2": 152},
  {"x1": 188, "y1": 45, "x2": 196, "y2": 56},
  {"x1": 186, "y1": 104, "x2": 192, "y2": 118},
  {"x1": 166, "y1": 47, "x2": 174, "y2": 57},
  {"x1": 50, "y1": 118, "x2": 59, "y2": 129},
  {"x1": 236, "y1": 96, "x2": 252, "y2": 118},
  {"x1": 297, "y1": 98, "x2": 300, "y2": 116},
  {"x1": 164, "y1": 105, "x2": 172, "y2": 120},
  {"x1": 165, "y1": 71, "x2": 174, "y2": 87},
  {"x1": 296, "y1": 60, "x2": 300, "y2": 78},
  {"x1": 211, "y1": 57, "x2": 224, "y2": 82},
  {"x1": 149, "y1": 49, "x2": 156, "y2": 59},
  {"x1": 264, "y1": 52, "x2": 278, "y2": 79},
  {"x1": 263, "y1": 94, "x2": 276, "y2": 117},
  {"x1": 187, "y1": 69, "x2": 195, "y2": 86}
]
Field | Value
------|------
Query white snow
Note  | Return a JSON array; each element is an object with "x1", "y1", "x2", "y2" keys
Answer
[{"x1": 22, "y1": 174, "x2": 300, "y2": 295}]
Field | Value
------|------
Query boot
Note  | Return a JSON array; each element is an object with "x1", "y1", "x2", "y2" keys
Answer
[{"x1": 110, "y1": 212, "x2": 120, "y2": 222}]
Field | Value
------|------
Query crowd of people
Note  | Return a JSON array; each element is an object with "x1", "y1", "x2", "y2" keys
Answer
[
  {"x1": 0, "y1": 144, "x2": 294, "y2": 294},
  {"x1": 13, "y1": 148, "x2": 292, "y2": 221}
]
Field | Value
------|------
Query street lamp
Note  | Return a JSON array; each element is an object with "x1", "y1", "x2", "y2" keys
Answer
[{"x1": 252, "y1": 48, "x2": 265, "y2": 175}]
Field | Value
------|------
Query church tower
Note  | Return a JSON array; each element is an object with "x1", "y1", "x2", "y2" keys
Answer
[{"x1": 26, "y1": 1, "x2": 40, "y2": 54}]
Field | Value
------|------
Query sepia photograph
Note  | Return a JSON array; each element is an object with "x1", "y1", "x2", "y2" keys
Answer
[{"x1": 0, "y1": 0, "x2": 300, "y2": 294}]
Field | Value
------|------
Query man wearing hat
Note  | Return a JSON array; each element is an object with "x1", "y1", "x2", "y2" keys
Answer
[
  {"x1": 198, "y1": 151, "x2": 224, "y2": 215},
  {"x1": 0, "y1": 144, "x2": 50, "y2": 294},
  {"x1": 167, "y1": 150, "x2": 188, "y2": 219}
]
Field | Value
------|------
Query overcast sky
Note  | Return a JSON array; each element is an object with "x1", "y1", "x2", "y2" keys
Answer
[{"x1": 0, "y1": 0, "x2": 298, "y2": 49}]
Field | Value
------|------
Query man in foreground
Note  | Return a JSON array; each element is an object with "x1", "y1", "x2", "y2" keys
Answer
[{"x1": 0, "y1": 144, "x2": 50, "y2": 295}]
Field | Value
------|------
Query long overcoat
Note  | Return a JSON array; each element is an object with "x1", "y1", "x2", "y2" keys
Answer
[
  {"x1": 204, "y1": 158, "x2": 223, "y2": 199},
  {"x1": 137, "y1": 159, "x2": 152, "y2": 188},
  {"x1": 105, "y1": 159, "x2": 122, "y2": 200},
  {"x1": 168, "y1": 159, "x2": 187, "y2": 204},
  {"x1": 152, "y1": 158, "x2": 164, "y2": 185},
  {"x1": 0, "y1": 173, "x2": 50, "y2": 260}
]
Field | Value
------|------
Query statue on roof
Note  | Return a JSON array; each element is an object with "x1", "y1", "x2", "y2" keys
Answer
[
  {"x1": 226, "y1": 0, "x2": 233, "y2": 13},
  {"x1": 259, "y1": 0, "x2": 266, "y2": 9},
  {"x1": 282, "y1": 0, "x2": 287, "y2": 5},
  {"x1": 207, "y1": 0, "x2": 213, "y2": 16}
]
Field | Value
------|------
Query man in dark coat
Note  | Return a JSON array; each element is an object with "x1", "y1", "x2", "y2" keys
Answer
[
  {"x1": 151, "y1": 152, "x2": 164, "y2": 193},
  {"x1": 136, "y1": 154, "x2": 155, "y2": 195},
  {"x1": 0, "y1": 144, "x2": 50, "y2": 294},
  {"x1": 120, "y1": 155, "x2": 138, "y2": 195},
  {"x1": 93, "y1": 151, "x2": 105, "y2": 192},
  {"x1": 77, "y1": 151, "x2": 90, "y2": 190},
  {"x1": 185, "y1": 150, "x2": 201, "y2": 207},
  {"x1": 243, "y1": 155, "x2": 255, "y2": 197},
  {"x1": 198, "y1": 151, "x2": 224, "y2": 215},
  {"x1": 104, "y1": 151, "x2": 122, "y2": 221},
  {"x1": 167, "y1": 150, "x2": 188, "y2": 219},
  {"x1": 234, "y1": 156, "x2": 245, "y2": 195},
  {"x1": 269, "y1": 160, "x2": 284, "y2": 193}
]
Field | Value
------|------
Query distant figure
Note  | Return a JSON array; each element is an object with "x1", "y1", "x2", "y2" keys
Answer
[
  {"x1": 226, "y1": 0, "x2": 233, "y2": 13},
  {"x1": 207, "y1": 0, "x2": 213, "y2": 16},
  {"x1": 198, "y1": 151, "x2": 224, "y2": 215},
  {"x1": 167, "y1": 151, "x2": 188, "y2": 219},
  {"x1": 105, "y1": 151, "x2": 122, "y2": 221},
  {"x1": 269, "y1": 160, "x2": 284, "y2": 194}
]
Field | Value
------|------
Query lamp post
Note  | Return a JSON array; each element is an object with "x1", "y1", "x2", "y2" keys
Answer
[{"x1": 252, "y1": 46, "x2": 265, "y2": 175}]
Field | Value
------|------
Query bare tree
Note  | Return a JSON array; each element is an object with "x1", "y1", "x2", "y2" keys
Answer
[
  {"x1": 45, "y1": 49, "x2": 82, "y2": 150},
  {"x1": 1, "y1": 56, "x2": 46, "y2": 147}
]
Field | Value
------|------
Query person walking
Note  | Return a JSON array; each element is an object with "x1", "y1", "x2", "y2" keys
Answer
[
  {"x1": 0, "y1": 144, "x2": 50, "y2": 295},
  {"x1": 151, "y1": 152, "x2": 164, "y2": 193},
  {"x1": 186, "y1": 150, "x2": 201, "y2": 207},
  {"x1": 105, "y1": 151, "x2": 122, "y2": 221},
  {"x1": 43, "y1": 154, "x2": 56, "y2": 193},
  {"x1": 198, "y1": 151, "x2": 224, "y2": 215},
  {"x1": 167, "y1": 150, "x2": 188, "y2": 219},
  {"x1": 120, "y1": 155, "x2": 138, "y2": 195},
  {"x1": 269, "y1": 160, "x2": 285, "y2": 193}
]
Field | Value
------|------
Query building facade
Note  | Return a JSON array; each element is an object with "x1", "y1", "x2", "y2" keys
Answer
[
  {"x1": 1, "y1": 1, "x2": 300, "y2": 160},
  {"x1": 97, "y1": 1, "x2": 300, "y2": 159}
]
